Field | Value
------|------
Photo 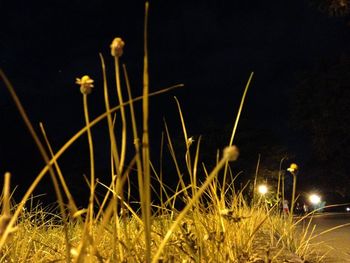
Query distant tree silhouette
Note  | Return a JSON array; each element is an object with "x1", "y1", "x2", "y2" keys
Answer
[
  {"x1": 291, "y1": 55, "x2": 350, "y2": 196},
  {"x1": 310, "y1": 0, "x2": 350, "y2": 16}
]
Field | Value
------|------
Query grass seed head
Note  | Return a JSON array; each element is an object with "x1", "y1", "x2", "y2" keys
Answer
[
  {"x1": 76, "y1": 75, "x2": 94, "y2": 95},
  {"x1": 223, "y1": 145, "x2": 239, "y2": 161},
  {"x1": 287, "y1": 163, "x2": 298, "y2": 173},
  {"x1": 110, "y1": 37, "x2": 125, "y2": 57},
  {"x1": 186, "y1": 136, "x2": 194, "y2": 147}
]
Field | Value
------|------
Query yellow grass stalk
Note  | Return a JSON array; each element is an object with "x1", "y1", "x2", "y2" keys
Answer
[
  {"x1": 89, "y1": 158, "x2": 140, "y2": 260},
  {"x1": 252, "y1": 154, "x2": 261, "y2": 202},
  {"x1": 39, "y1": 123, "x2": 79, "y2": 217},
  {"x1": 99, "y1": 52, "x2": 124, "y2": 261},
  {"x1": 192, "y1": 136, "x2": 202, "y2": 197},
  {"x1": 0, "y1": 69, "x2": 71, "y2": 262},
  {"x1": 122, "y1": 64, "x2": 144, "y2": 212},
  {"x1": 99, "y1": 53, "x2": 120, "y2": 181},
  {"x1": 111, "y1": 39, "x2": 127, "y2": 175},
  {"x1": 152, "y1": 146, "x2": 238, "y2": 263},
  {"x1": 0, "y1": 173, "x2": 12, "y2": 236},
  {"x1": 82, "y1": 93, "x2": 95, "y2": 231},
  {"x1": 221, "y1": 72, "x2": 254, "y2": 206},
  {"x1": 0, "y1": 81, "x2": 182, "y2": 252},
  {"x1": 149, "y1": 162, "x2": 172, "y2": 208},
  {"x1": 174, "y1": 97, "x2": 196, "y2": 200},
  {"x1": 142, "y1": 2, "x2": 152, "y2": 262},
  {"x1": 163, "y1": 120, "x2": 189, "y2": 198}
]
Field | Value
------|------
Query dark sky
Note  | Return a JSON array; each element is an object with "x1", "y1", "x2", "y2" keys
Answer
[{"x1": 1, "y1": 0, "x2": 349, "y2": 202}]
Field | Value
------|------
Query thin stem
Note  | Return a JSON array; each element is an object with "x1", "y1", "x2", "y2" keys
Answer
[
  {"x1": 221, "y1": 72, "x2": 254, "y2": 204},
  {"x1": 276, "y1": 156, "x2": 287, "y2": 202},
  {"x1": 152, "y1": 155, "x2": 230, "y2": 263},
  {"x1": 253, "y1": 154, "x2": 261, "y2": 203},
  {"x1": 282, "y1": 173, "x2": 285, "y2": 206},
  {"x1": 174, "y1": 97, "x2": 193, "y2": 199},
  {"x1": 114, "y1": 56, "x2": 127, "y2": 175},
  {"x1": 0, "y1": 82, "x2": 182, "y2": 251},
  {"x1": 290, "y1": 173, "x2": 297, "y2": 215},
  {"x1": 113, "y1": 56, "x2": 127, "y2": 261},
  {"x1": 83, "y1": 94, "x2": 95, "y2": 230},
  {"x1": 99, "y1": 53, "x2": 120, "y2": 180},
  {"x1": 39, "y1": 123, "x2": 79, "y2": 215},
  {"x1": 142, "y1": 2, "x2": 152, "y2": 262},
  {"x1": 0, "y1": 69, "x2": 71, "y2": 262},
  {"x1": 2, "y1": 172, "x2": 11, "y2": 217},
  {"x1": 123, "y1": 64, "x2": 144, "y2": 209},
  {"x1": 100, "y1": 53, "x2": 123, "y2": 260}
]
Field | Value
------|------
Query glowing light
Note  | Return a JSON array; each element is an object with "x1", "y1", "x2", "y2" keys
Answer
[
  {"x1": 309, "y1": 194, "x2": 321, "y2": 205},
  {"x1": 258, "y1": 184, "x2": 268, "y2": 195}
]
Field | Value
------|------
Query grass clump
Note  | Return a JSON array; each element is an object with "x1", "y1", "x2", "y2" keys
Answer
[{"x1": 0, "y1": 2, "x2": 322, "y2": 262}]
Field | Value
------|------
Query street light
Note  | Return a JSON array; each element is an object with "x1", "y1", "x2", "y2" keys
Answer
[
  {"x1": 258, "y1": 184, "x2": 268, "y2": 195},
  {"x1": 277, "y1": 156, "x2": 288, "y2": 202},
  {"x1": 309, "y1": 194, "x2": 321, "y2": 205}
]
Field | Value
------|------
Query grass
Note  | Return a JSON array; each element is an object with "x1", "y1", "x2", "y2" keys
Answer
[{"x1": 0, "y1": 2, "x2": 335, "y2": 262}]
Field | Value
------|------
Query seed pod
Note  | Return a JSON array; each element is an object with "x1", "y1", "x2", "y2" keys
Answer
[{"x1": 110, "y1": 37, "x2": 125, "y2": 57}]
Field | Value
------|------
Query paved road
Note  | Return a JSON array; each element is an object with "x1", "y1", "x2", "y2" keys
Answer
[{"x1": 302, "y1": 213, "x2": 350, "y2": 262}]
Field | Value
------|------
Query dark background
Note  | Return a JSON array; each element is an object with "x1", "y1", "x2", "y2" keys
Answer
[{"x1": 1, "y1": 0, "x2": 350, "y2": 206}]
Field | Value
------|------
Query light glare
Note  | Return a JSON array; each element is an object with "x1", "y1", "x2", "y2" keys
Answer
[
  {"x1": 309, "y1": 194, "x2": 321, "y2": 205},
  {"x1": 258, "y1": 184, "x2": 268, "y2": 195}
]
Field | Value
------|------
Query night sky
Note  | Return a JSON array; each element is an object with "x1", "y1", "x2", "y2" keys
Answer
[{"x1": 1, "y1": 1, "x2": 350, "y2": 204}]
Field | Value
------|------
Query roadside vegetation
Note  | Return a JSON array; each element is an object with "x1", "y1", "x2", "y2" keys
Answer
[{"x1": 0, "y1": 3, "x2": 328, "y2": 262}]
